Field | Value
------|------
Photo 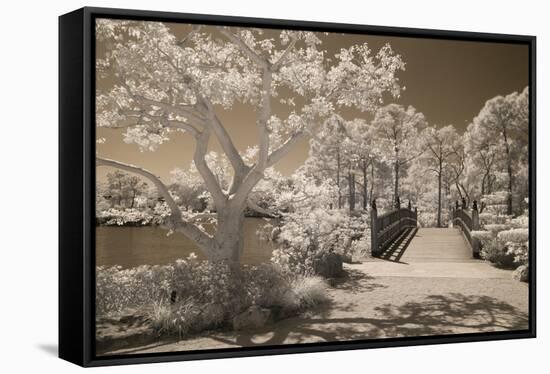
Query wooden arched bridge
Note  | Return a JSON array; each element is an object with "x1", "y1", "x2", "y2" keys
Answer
[{"x1": 370, "y1": 198, "x2": 482, "y2": 262}]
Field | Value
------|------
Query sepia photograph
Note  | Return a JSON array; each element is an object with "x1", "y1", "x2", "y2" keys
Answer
[{"x1": 93, "y1": 17, "x2": 531, "y2": 357}]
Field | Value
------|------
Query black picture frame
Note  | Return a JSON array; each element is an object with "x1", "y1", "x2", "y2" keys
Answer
[{"x1": 59, "y1": 6, "x2": 536, "y2": 367}]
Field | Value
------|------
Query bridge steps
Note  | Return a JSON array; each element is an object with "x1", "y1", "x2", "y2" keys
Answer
[{"x1": 400, "y1": 228, "x2": 476, "y2": 263}]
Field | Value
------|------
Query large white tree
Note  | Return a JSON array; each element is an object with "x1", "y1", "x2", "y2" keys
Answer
[
  {"x1": 96, "y1": 20, "x2": 404, "y2": 264},
  {"x1": 471, "y1": 87, "x2": 528, "y2": 215}
]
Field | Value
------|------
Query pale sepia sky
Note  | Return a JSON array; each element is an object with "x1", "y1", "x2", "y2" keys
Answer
[{"x1": 96, "y1": 20, "x2": 529, "y2": 183}]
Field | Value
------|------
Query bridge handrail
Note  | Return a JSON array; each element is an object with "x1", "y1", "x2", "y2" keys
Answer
[
  {"x1": 371, "y1": 200, "x2": 417, "y2": 256},
  {"x1": 451, "y1": 200, "x2": 481, "y2": 258}
]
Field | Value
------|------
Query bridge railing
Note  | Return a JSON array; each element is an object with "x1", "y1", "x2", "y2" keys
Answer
[
  {"x1": 371, "y1": 199, "x2": 417, "y2": 256},
  {"x1": 451, "y1": 199, "x2": 481, "y2": 258}
]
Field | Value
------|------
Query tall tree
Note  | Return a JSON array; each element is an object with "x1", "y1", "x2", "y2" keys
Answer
[
  {"x1": 372, "y1": 104, "x2": 426, "y2": 205},
  {"x1": 96, "y1": 20, "x2": 404, "y2": 264},
  {"x1": 472, "y1": 88, "x2": 529, "y2": 215},
  {"x1": 307, "y1": 115, "x2": 350, "y2": 209},
  {"x1": 421, "y1": 125, "x2": 459, "y2": 227}
]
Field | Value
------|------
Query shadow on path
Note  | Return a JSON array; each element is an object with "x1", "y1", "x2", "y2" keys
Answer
[
  {"x1": 209, "y1": 292, "x2": 528, "y2": 347},
  {"x1": 329, "y1": 268, "x2": 388, "y2": 294}
]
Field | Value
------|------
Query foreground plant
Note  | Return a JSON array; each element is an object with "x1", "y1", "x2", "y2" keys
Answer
[{"x1": 96, "y1": 256, "x2": 329, "y2": 336}]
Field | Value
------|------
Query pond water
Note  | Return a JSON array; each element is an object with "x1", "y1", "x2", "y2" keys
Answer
[{"x1": 95, "y1": 218, "x2": 277, "y2": 268}]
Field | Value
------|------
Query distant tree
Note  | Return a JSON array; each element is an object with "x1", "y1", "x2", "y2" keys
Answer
[
  {"x1": 421, "y1": 125, "x2": 460, "y2": 227},
  {"x1": 307, "y1": 115, "x2": 349, "y2": 209},
  {"x1": 372, "y1": 104, "x2": 426, "y2": 205},
  {"x1": 105, "y1": 170, "x2": 148, "y2": 208}
]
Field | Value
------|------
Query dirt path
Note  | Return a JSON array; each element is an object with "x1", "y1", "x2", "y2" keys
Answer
[{"x1": 107, "y1": 229, "x2": 529, "y2": 355}]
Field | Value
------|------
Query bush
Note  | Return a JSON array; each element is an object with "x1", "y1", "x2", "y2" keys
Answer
[
  {"x1": 271, "y1": 208, "x2": 368, "y2": 274},
  {"x1": 291, "y1": 276, "x2": 330, "y2": 309},
  {"x1": 512, "y1": 265, "x2": 529, "y2": 282},
  {"x1": 96, "y1": 264, "x2": 171, "y2": 316},
  {"x1": 244, "y1": 263, "x2": 294, "y2": 310},
  {"x1": 480, "y1": 239, "x2": 517, "y2": 269},
  {"x1": 471, "y1": 231, "x2": 493, "y2": 247},
  {"x1": 148, "y1": 298, "x2": 226, "y2": 336},
  {"x1": 498, "y1": 228, "x2": 529, "y2": 264},
  {"x1": 96, "y1": 202, "x2": 171, "y2": 226},
  {"x1": 96, "y1": 257, "x2": 328, "y2": 337}
]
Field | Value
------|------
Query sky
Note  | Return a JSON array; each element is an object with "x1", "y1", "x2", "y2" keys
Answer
[{"x1": 96, "y1": 20, "x2": 529, "y2": 183}]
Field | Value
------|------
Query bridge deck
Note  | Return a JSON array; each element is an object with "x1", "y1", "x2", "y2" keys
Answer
[{"x1": 400, "y1": 228, "x2": 474, "y2": 263}]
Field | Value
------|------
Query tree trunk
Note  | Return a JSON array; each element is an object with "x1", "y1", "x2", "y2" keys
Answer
[
  {"x1": 362, "y1": 159, "x2": 368, "y2": 211},
  {"x1": 337, "y1": 149, "x2": 342, "y2": 209},
  {"x1": 437, "y1": 159, "x2": 442, "y2": 228},
  {"x1": 455, "y1": 182, "x2": 464, "y2": 201},
  {"x1": 130, "y1": 189, "x2": 136, "y2": 208},
  {"x1": 503, "y1": 130, "x2": 513, "y2": 215},
  {"x1": 212, "y1": 204, "x2": 245, "y2": 263},
  {"x1": 348, "y1": 170, "x2": 355, "y2": 211},
  {"x1": 394, "y1": 160, "x2": 399, "y2": 204},
  {"x1": 369, "y1": 162, "x2": 374, "y2": 205},
  {"x1": 507, "y1": 158, "x2": 513, "y2": 215}
]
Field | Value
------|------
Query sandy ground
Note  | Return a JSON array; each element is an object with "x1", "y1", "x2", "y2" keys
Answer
[{"x1": 106, "y1": 229, "x2": 529, "y2": 355}]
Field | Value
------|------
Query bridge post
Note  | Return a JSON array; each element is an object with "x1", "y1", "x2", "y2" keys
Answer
[
  {"x1": 414, "y1": 207, "x2": 418, "y2": 227},
  {"x1": 471, "y1": 200, "x2": 481, "y2": 258},
  {"x1": 472, "y1": 200, "x2": 479, "y2": 230},
  {"x1": 371, "y1": 199, "x2": 379, "y2": 256}
]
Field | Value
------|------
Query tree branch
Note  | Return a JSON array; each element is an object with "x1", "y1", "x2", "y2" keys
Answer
[
  {"x1": 272, "y1": 36, "x2": 297, "y2": 71},
  {"x1": 267, "y1": 132, "x2": 305, "y2": 167},
  {"x1": 134, "y1": 95, "x2": 206, "y2": 126},
  {"x1": 256, "y1": 69, "x2": 273, "y2": 169},
  {"x1": 120, "y1": 109, "x2": 201, "y2": 137},
  {"x1": 196, "y1": 95, "x2": 249, "y2": 194},
  {"x1": 218, "y1": 28, "x2": 268, "y2": 68},
  {"x1": 247, "y1": 198, "x2": 280, "y2": 218},
  {"x1": 96, "y1": 157, "x2": 215, "y2": 254},
  {"x1": 192, "y1": 130, "x2": 227, "y2": 208}
]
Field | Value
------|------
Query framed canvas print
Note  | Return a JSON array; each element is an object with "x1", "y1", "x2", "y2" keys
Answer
[{"x1": 59, "y1": 6, "x2": 536, "y2": 367}]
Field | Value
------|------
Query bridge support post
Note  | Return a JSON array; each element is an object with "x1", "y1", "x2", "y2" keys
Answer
[
  {"x1": 371, "y1": 200, "x2": 378, "y2": 256},
  {"x1": 471, "y1": 200, "x2": 481, "y2": 258}
]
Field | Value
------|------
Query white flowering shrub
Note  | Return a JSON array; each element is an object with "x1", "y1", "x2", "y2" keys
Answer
[
  {"x1": 471, "y1": 231, "x2": 493, "y2": 247},
  {"x1": 498, "y1": 228, "x2": 529, "y2": 264},
  {"x1": 479, "y1": 212, "x2": 509, "y2": 225},
  {"x1": 272, "y1": 208, "x2": 368, "y2": 274},
  {"x1": 96, "y1": 202, "x2": 171, "y2": 226},
  {"x1": 510, "y1": 213, "x2": 529, "y2": 229},
  {"x1": 484, "y1": 224, "x2": 511, "y2": 235},
  {"x1": 470, "y1": 217, "x2": 529, "y2": 268}
]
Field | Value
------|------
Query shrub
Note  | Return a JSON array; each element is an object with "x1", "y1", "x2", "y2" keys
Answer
[
  {"x1": 498, "y1": 228, "x2": 529, "y2": 264},
  {"x1": 512, "y1": 265, "x2": 529, "y2": 282},
  {"x1": 96, "y1": 264, "x2": 171, "y2": 316},
  {"x1": 271, "y1": 208, "x2": 368, "y2": 274},
  {"x1": 291, "y1": 276, "x2": 330, "y2": 309},
  {"x1": 485, "y1": 224, "x2": 510, "y2": 235},
  {"x1": 148, "y1": 298, "x2": 226, "y2": 336},
  {"x1": 96, "y1": 257, "x2": 327, "y2": 337},
  {"x1": 480, "y1": 239, "x2": 517, "y2": 269},
  {"x1": 244, "y1": 263, "x2": 294, "y2": 310},
  {"x1": 471, "y1": 231, "x2": 493, "y2": 247}
]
